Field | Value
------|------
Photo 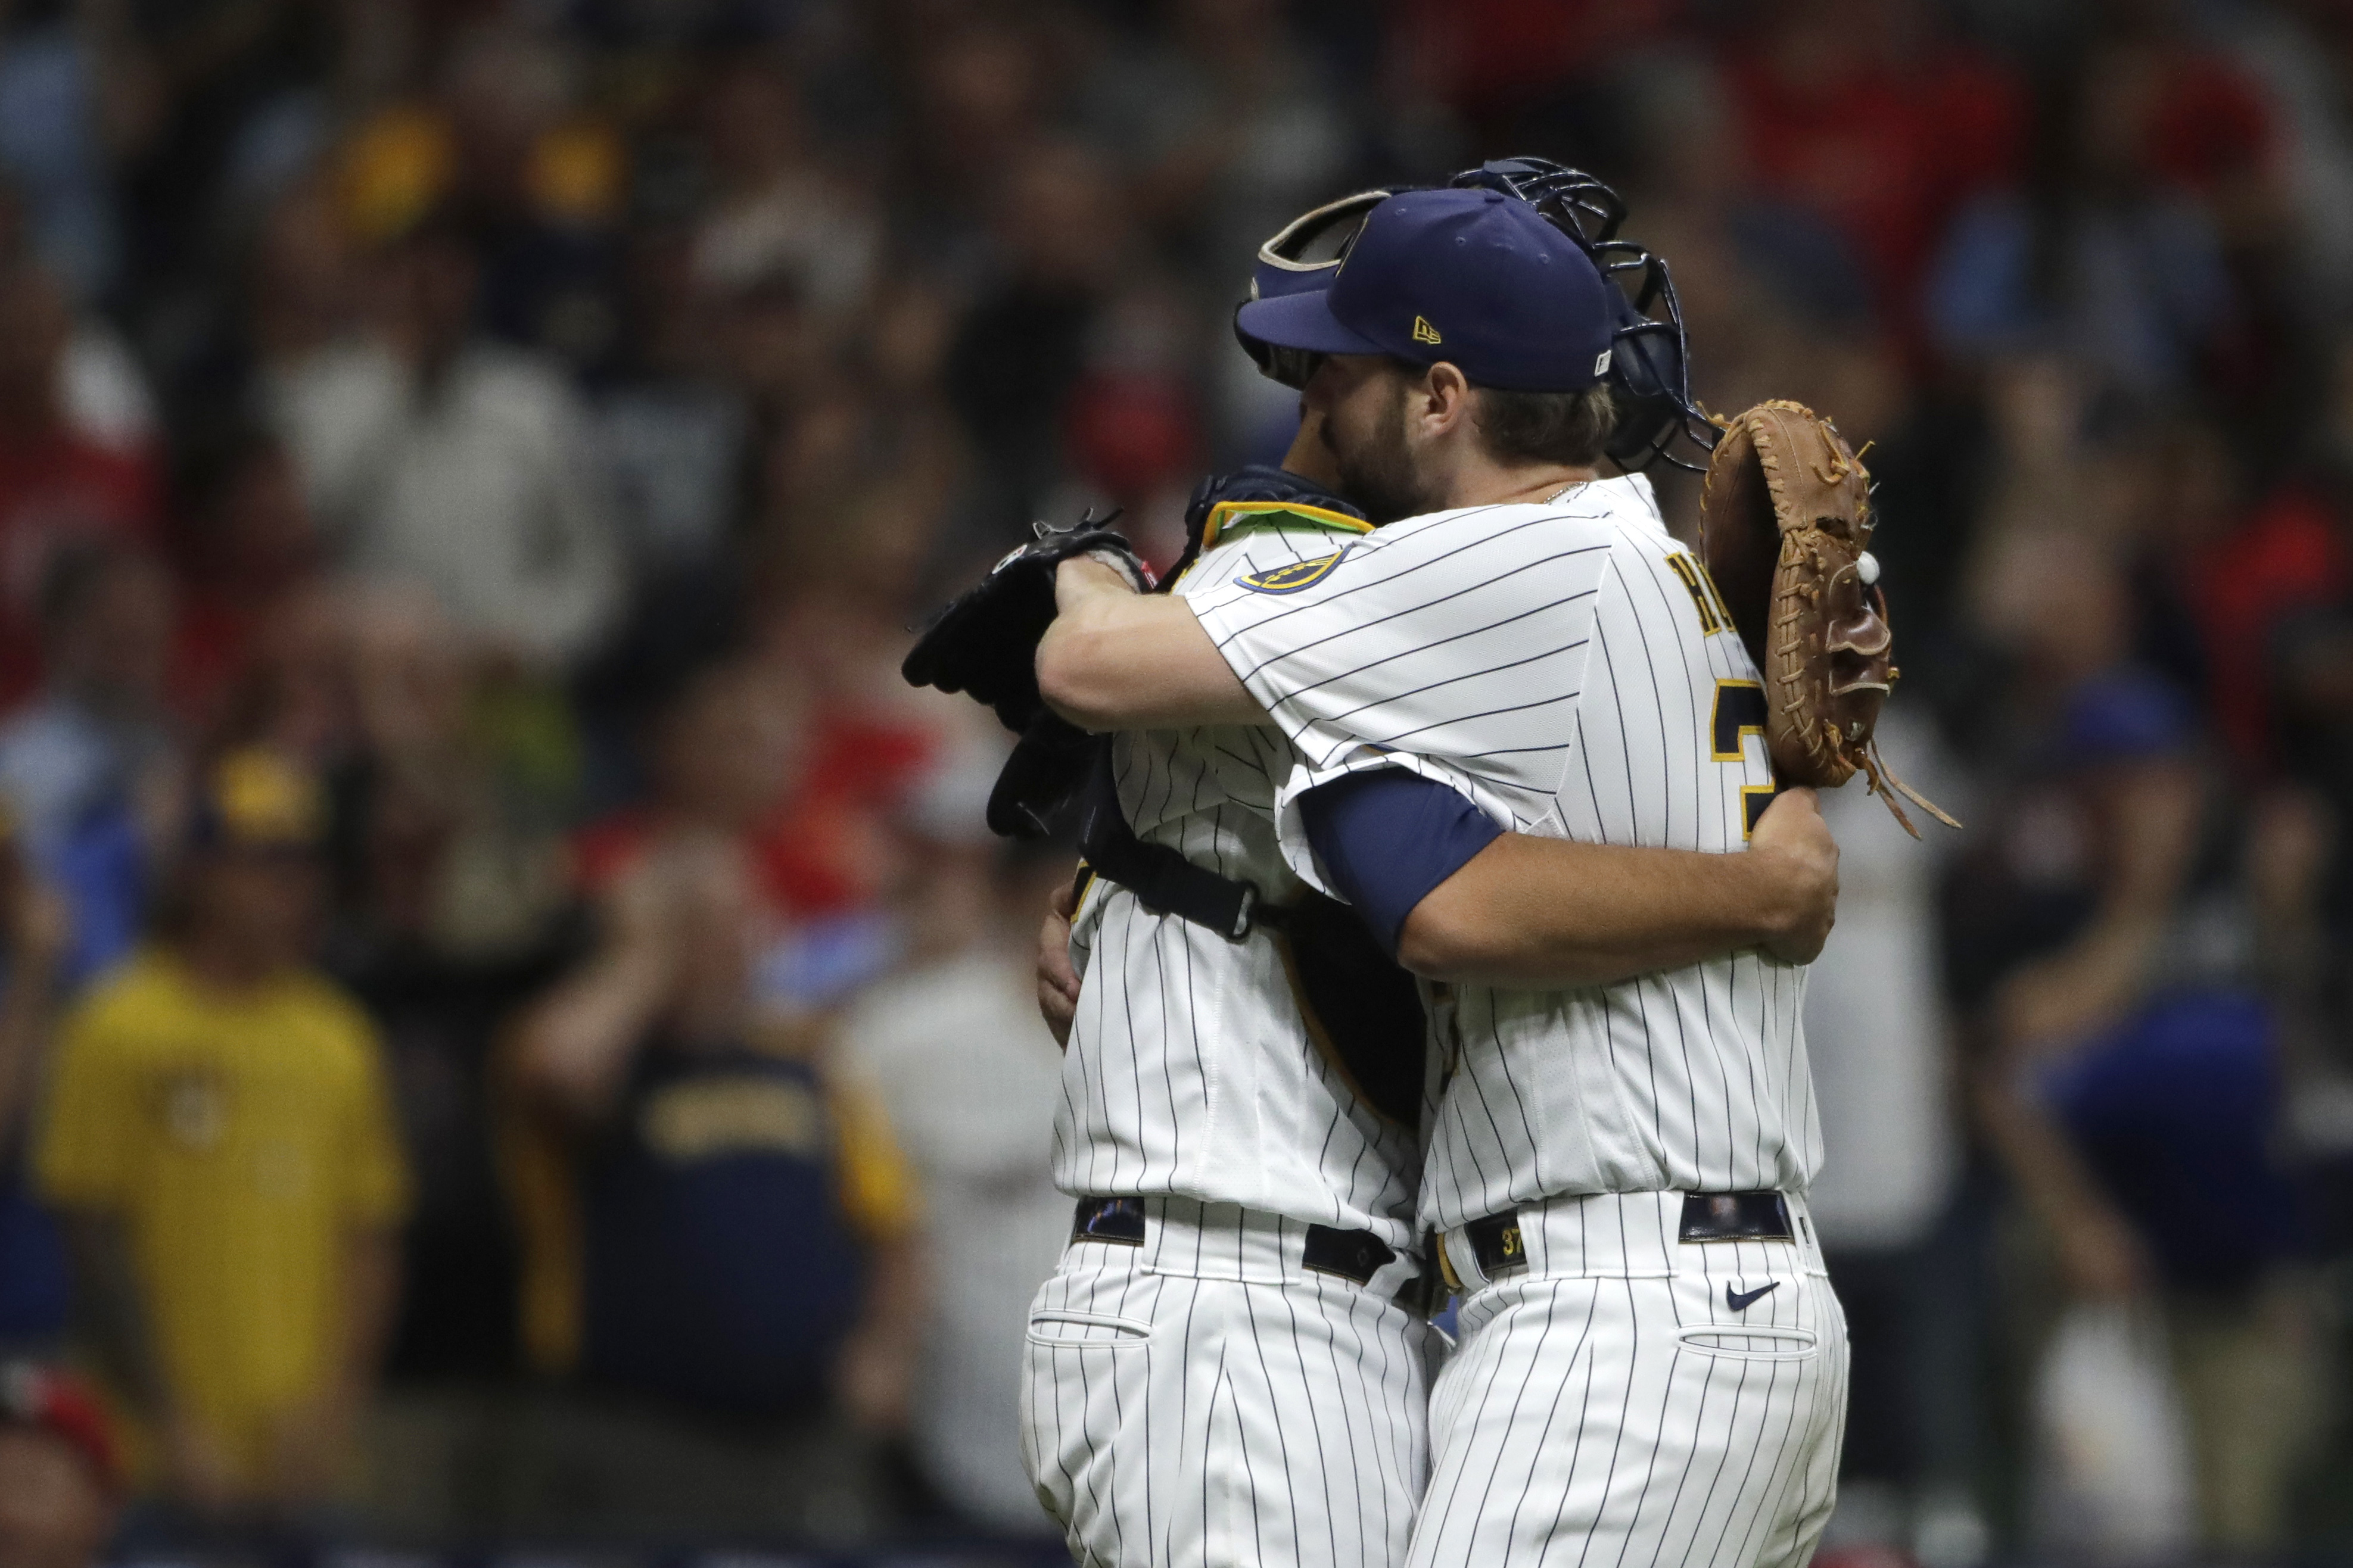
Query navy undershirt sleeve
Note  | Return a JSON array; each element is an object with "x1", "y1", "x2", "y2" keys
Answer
[{"x1": 1299, "y1": 768, "x2": 1505, "y2": 958}]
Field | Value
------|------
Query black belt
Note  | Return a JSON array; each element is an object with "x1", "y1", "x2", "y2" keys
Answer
[
  {"x1": 1457, "y1": 1191, "x2": 1795, "y2": 1284},
  {"x1": 1070, "y1": 1198, "x2": 1414, "y2": 1296}
]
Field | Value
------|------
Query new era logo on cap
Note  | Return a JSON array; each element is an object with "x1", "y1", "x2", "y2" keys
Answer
[{"x1": 1412, "y1": 316, "x2": 1443, "y2": 344}]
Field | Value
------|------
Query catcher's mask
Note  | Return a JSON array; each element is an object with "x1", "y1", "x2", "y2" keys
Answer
[
  {"x1": 1234, "y1": 161, "x2": 1714, "y2": 473},
  {"x1": 1234, "y1": 188, "x2": 1393, "y2": 391},
  {"x1": 1449, "y1": 158, "x2": 1716, "y2": 473}
]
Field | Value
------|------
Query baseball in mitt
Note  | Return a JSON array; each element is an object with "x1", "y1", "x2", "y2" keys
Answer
[{"x1": 1699, "y1": 400, "x2": 1957, "y2": 837}]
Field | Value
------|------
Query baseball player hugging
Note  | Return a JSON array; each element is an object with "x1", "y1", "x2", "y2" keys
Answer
[
  {"x1": 1026, "y1": 174, "x2": 1875, "y2": 1568},
  {"x1": 908, "y1": 166, "x2": 1879, "y2": 1568}
]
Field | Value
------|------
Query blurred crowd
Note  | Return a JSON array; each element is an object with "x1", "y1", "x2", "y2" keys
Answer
[{"x1": 0, "y1": 0, "x2": 2349, "y2": 1562}]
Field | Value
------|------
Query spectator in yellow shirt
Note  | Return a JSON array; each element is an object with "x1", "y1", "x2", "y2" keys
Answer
[{"x1": 35, "y1": 749, "x2": 410, "y2": 1519}]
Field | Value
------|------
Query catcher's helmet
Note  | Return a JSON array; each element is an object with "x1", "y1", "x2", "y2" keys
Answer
[
  {"x1": 1236, "y1": 188, "x2": 1393, "y2": 389},
  {"x1": 1449, "y1": 158, "x2": 1716, "y2": 473},
  {"x1": 1232, "y1": 158, "x2": 1715, "y2": 473}
]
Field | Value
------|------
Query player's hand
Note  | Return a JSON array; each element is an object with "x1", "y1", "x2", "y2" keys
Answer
[
  {"x1": 1749, "y1": 788, "x2": 1839, "y2": 965},
  {"x1": 1038, "y1": 874, "x2": 1082, "y2": 1048}
]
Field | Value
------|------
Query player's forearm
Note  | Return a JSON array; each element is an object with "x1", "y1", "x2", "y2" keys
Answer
[
  {"x1": 1036, "y1": 558, "x2": 1266, "y2": 731},
  {"x1": 1398, "y1": 834, "x2": 1820, "y2": 987}
]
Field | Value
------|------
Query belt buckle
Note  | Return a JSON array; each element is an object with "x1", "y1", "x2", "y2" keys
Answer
[
  {"x1": 1677, "y1": 1192, "x2": 1794, "y2": 1243},
  {"x1": 1071, "y1": 1196, "x2": 1147, "y2": 1245}
]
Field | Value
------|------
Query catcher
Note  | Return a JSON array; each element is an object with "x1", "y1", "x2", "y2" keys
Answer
[{"x1": 907, "y1": 166, "x2": 1906, "y2": 1567}]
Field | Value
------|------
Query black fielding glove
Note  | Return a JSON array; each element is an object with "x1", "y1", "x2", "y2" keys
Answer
[
  {"x1": 986, "y1": 712, "x2": 1103, "y2": 840},
  {"x1": 901, "y1": 517, "x2": 1151, "y2": 734}
]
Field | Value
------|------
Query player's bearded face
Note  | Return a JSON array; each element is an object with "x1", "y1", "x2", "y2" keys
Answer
[{"x1": 1316, "y1": 359, "x2": 1443, "y2": 525}]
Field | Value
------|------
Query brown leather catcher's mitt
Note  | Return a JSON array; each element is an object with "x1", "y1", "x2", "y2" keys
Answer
[{"x1": 1700, "y1": 400, "x2": 1957, "y2": 837}]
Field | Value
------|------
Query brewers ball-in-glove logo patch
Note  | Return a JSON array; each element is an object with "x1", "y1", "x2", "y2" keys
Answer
[{"x1": 1238, "y1": 547, "x2": 1351, "y2": 594}]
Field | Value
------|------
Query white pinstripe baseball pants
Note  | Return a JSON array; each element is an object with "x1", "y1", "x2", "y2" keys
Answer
[
  {"x1": 1019, "y1": 1198, "x2": 1439, "y2": 1568},
  {"x1": 1409, "y1": 1192, "x2": 1848, "y2": 1568}
]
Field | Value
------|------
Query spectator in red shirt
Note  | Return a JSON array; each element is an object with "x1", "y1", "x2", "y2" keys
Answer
[
  {"x1": 572, "y1": 656, "x2": 919, "y2": 1018},
  {"x1": 0, "y1": 262, "x2": 158, "y2": 706},
  {"x1": 2191, "y1": 481, "x2": 2353, "y2": 772},
  {"x1": 574, "y1": 656, "x2": 907, "y2": 921},
  {"x1": 1723, "y1": 0, "x2": 2025, "y2": 351}
]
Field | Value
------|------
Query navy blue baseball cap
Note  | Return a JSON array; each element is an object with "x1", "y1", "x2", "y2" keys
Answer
[{"x1": 1234, "y1": 188, "x2": 1619, "y2": 392}]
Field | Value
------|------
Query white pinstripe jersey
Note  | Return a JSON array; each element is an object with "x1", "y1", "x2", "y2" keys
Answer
[
  {"x1": 1056, "y1": 506, "x2": 1424, "y2": 1251},
  {"x1": 1189, "y1": 475, "x2": 1822, "y2": 1233}
]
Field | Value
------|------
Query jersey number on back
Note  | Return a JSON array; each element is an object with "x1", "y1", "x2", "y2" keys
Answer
[
  {"x1": 1675, "y1": 553, "x2": 1778, "y2": 838},
  {"x1": 1710, "y1": 679, "x2": 1778, "y2": 838}
]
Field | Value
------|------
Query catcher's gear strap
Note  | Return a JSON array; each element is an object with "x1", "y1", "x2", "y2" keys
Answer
[
  {"x1": 1075, "y1": 748, "x2": 1427, "y2": 1129},
  {"x1": 1078, "y1": 744, "x2": 1284, "y2": 940},
  {"x1": 1059, "y1": 465, "x2": 1375, "y2": 927}
]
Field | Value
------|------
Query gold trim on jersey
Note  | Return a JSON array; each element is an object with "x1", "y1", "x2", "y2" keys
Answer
[
  {"x1": 1068, "y1": 862, "x2": 1104, "y2": 931},
  {"x1": 1199, "y1": 500, "x2": 1374, "y2": 553}
]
